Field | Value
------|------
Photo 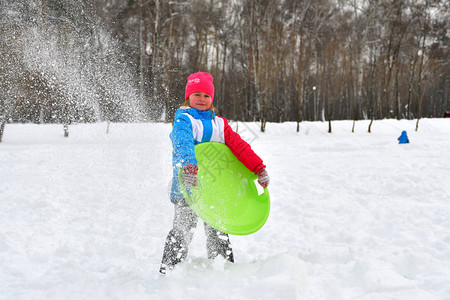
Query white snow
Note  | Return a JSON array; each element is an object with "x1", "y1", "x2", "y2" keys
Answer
[{"x1": 1, "y1": 119, "x2": 449, "y2": 300}]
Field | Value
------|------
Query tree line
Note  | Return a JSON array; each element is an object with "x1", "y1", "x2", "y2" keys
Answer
[{"x1": 0, "y1": 0, "x2": 448, "y2": 133}]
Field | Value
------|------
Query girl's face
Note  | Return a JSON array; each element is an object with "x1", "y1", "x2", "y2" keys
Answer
[{"x1": 188, "y1": 92, "x2": 212, "y2": 111}]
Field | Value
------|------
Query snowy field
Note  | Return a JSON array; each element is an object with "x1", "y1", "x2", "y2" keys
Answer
[{"x1": 1, "y1": 119, "x2": 449, "y2": 300}]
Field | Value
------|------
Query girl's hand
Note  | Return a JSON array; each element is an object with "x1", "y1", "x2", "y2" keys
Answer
[
  {"x1": 256, "y1": 168, "x2": 270, "y2": 188},
  {"x1": 183, "y1": 164, "x2": 198, "y2": 188}
]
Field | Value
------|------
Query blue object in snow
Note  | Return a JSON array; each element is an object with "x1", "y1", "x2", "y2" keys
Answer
[{"x1": 398, "y1": 131, "x2": 409, "y2": 144}]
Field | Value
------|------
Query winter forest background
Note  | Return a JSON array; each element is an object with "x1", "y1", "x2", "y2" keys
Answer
[{"x1": 0, "y1": 0, "x2": 448, "y2": 131}]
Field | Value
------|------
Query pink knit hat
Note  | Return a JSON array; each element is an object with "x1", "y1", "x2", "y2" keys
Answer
[{"x1": 185, "y1": 72, "x2": 215, "y2": 102}]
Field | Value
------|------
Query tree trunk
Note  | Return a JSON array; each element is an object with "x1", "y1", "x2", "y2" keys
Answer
[
  {"x1": 63, "y1": 123, "x2": 69, "y2": 138},
  {"x1": 415, "y1": 36, "x2": 426, "y2": 132},
  {"x1": 0, "y1": 118, "x2": 6, "y2": 143},
  {"x1": 139, "y1": 0, "x2": 144, "y2": 106},
  {"x1": 395, "y1": 58, "x2": 401, "y2": 120},
  {"x1": 221, "y1": 40, "x2": 227, "y2": 116},
  {"x1": 296, "y1": 35, "x2": 303, "y2": 132},
  {"x1": 368, "y1": 118, "x2": 373, "y2": 133}
]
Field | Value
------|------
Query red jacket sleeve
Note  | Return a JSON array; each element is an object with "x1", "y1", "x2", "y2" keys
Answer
[{"x1": 219, "y1": 117, "x2": 266, "y2": 174}]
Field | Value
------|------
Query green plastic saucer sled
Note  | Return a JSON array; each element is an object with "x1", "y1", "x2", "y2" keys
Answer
[{"x1": 179, "y1": 142, "x2": 270, "y2": 235}]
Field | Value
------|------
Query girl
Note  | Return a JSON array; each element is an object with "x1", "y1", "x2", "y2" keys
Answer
[{"x1": 160, "y1": 72, "x2": 269, "y2": 274}]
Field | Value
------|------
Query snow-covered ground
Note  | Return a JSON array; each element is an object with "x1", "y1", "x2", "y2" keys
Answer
[{"x1": 1, "y1": 119, "x2": 449, "y2": 300}]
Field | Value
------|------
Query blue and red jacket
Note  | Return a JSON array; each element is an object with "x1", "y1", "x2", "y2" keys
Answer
[{"x1": 170, "y1": 107, "x2": 265, "y2": 201}]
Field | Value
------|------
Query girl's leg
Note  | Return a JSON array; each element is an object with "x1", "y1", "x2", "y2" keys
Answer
[
  {"x1": 204, "y1": 223, "x2": 234, "y2": 263},
  {"x1": 160, "y1": 199, "x2": 198, "y2": 273}
]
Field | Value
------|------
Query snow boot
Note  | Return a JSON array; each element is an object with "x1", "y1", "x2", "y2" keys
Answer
[
  {"x1": 160, "y1": 228, "x2": 188, "y2": 274},
  {"x1": 205, "y1": 225, "x2": 234, "y2": 263}
]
